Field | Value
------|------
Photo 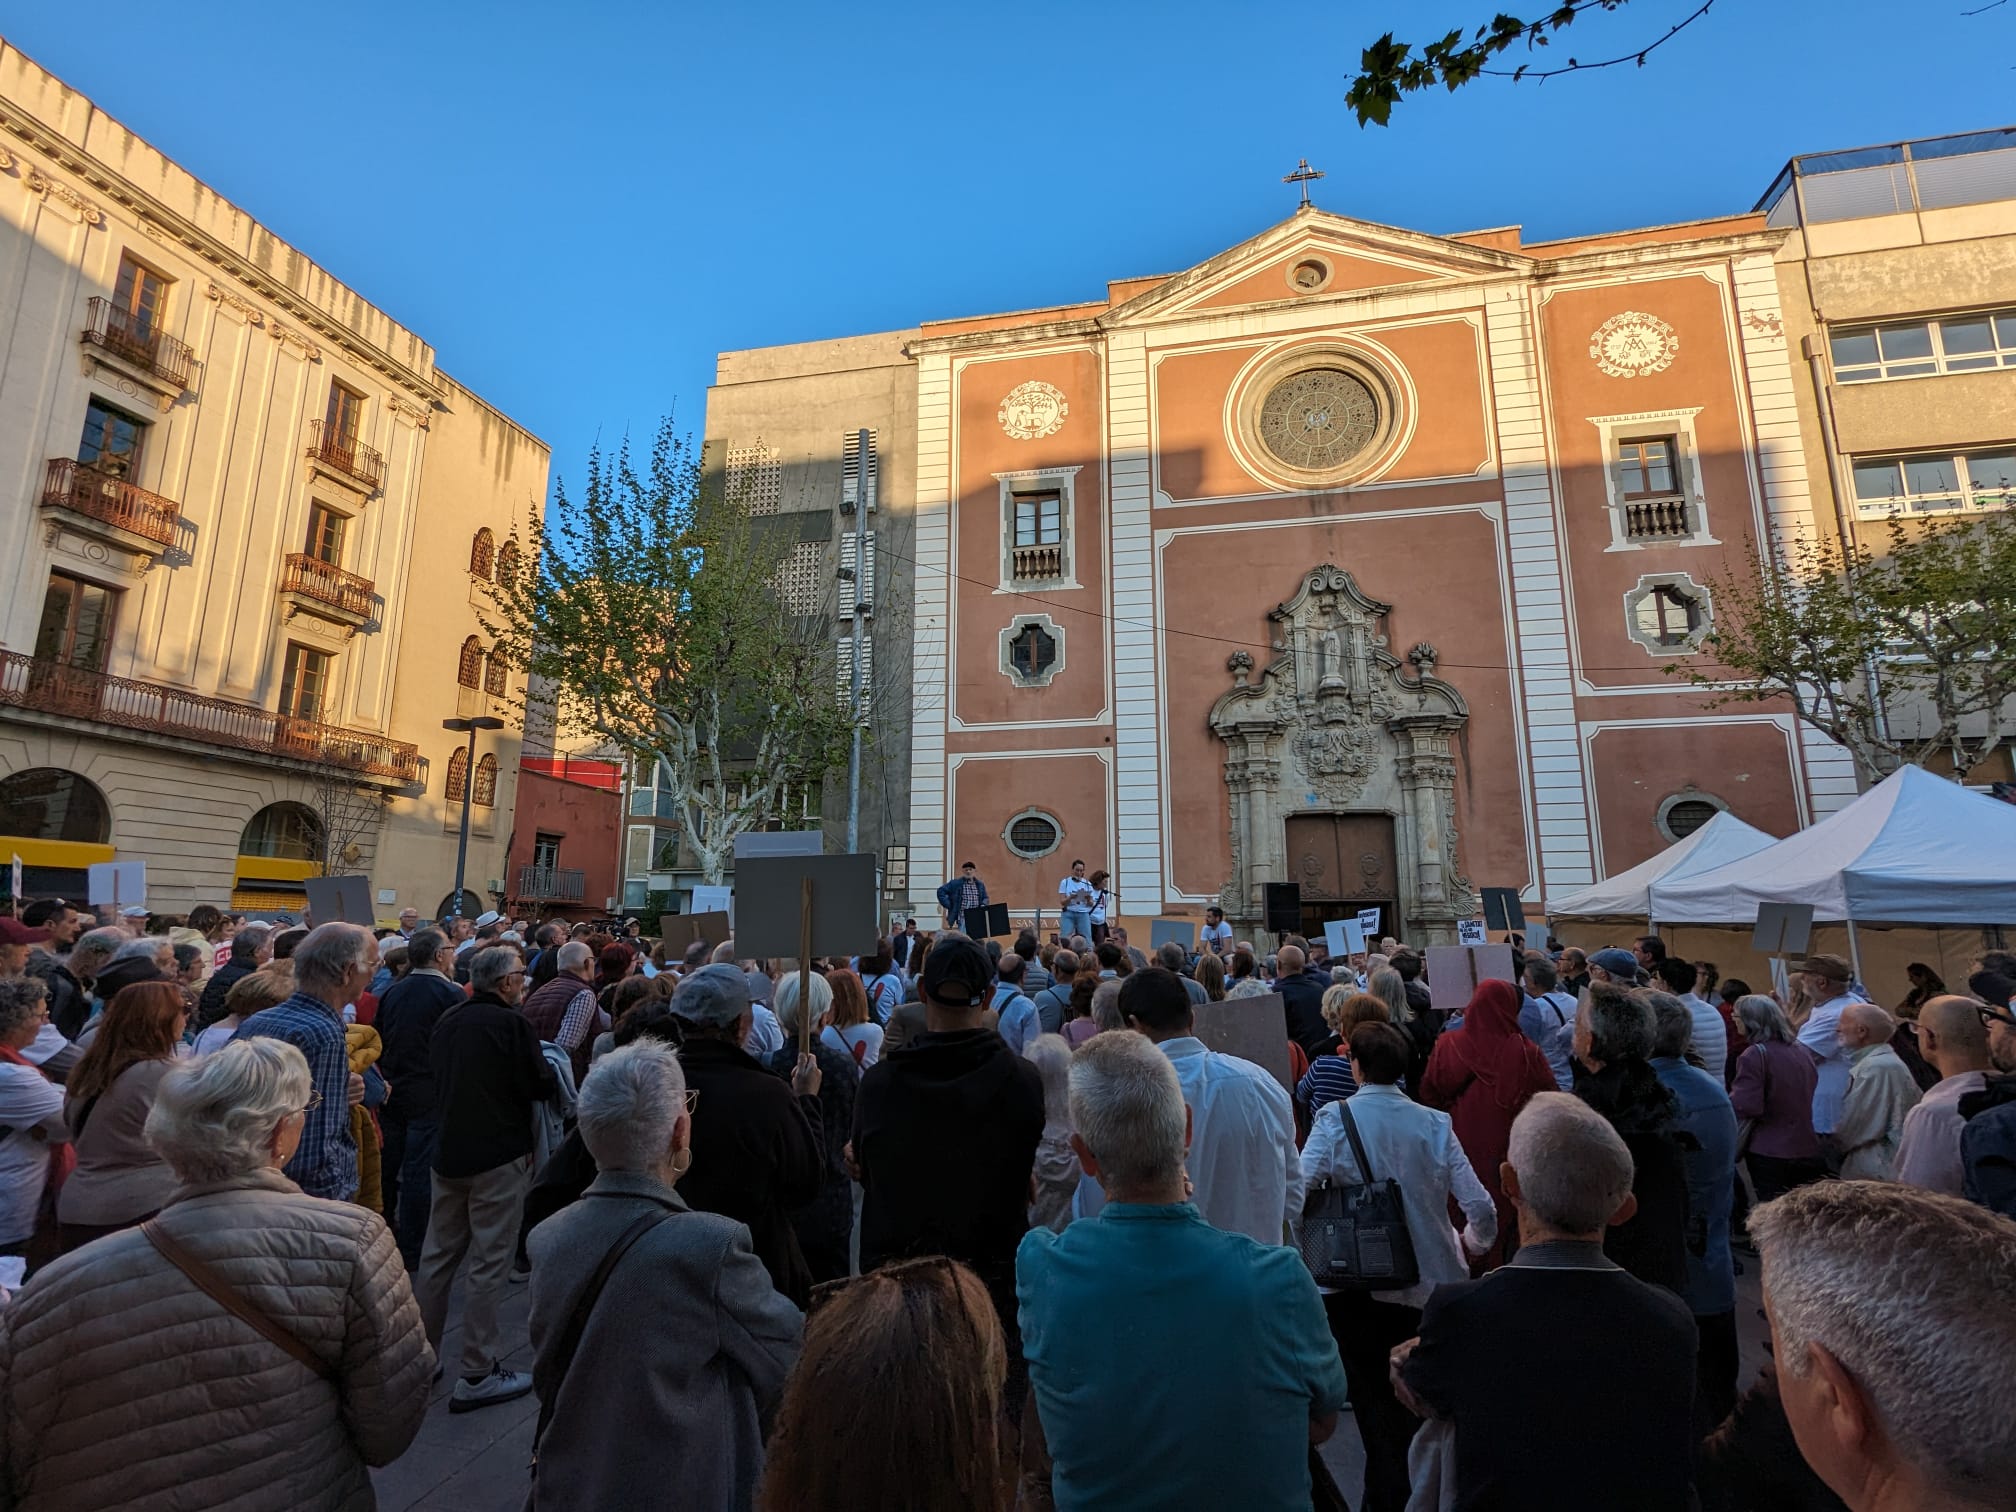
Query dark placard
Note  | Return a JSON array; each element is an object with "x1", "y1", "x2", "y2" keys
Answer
[
  {"x1": 659, "y1": 911, "x2": 733, "y2": 955},
  {"x1": 305, "y1": 874, "x2": 376, "y2": 926},
  {"x1": 963, "y1": 902, "x2": 1012, "y2": 939},
  {"x1": 1482, "y1": 887, "x2": 1527, "y2": 932},
  {"x1": 735, "y1": 853, "x2": 879, "y2": 960},
  {"x1": 1192, "y1": 993, "x2": 1293, "y2": 1094}
]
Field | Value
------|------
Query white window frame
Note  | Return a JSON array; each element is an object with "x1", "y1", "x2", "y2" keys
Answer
[
  {"x1": 999, "y1": 612, "x2": 1065, "y2": 689},
  {"x1": 994, "y1": 466, "x2": 1082, "y2": 591},
  {"x1": 1623, "y1": 571, "x2": 1713, "y2": 656},
  {"x1": 1851, "y1": 448, "x2": 2016, "y2": 520},
  {"x1": 842, "y1": 429, "x2": 878, "y2": 513},
  {"x1": 1590, "y1": 408, "x2": 1717, "y2": 551},
  {"x1": 1829, "y1": 308, "x2": 2016, "y2": 384}
]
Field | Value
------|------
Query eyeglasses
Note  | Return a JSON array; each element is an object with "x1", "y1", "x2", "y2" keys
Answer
[
  {"x1": 1978, "y1": 1004, "x2": 2016, "y2": 1030},
  {"x1": 681, "y1": 1089, "x2": 700, "y2": 1117},
  {"x1": 300, "y1": 1089, "x2": 324, "y2": 1114}
]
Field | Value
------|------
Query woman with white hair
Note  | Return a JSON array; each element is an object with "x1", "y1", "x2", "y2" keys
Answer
[
  {"x1": 1024, "y1": 1033, "x2": 1081, "y2": 1232},
  {"x1": 0, "y1": 1038, "x2": 431, "y2": 1510},
  {"x1": 526, "y1": 1043, "x2": 802, "y2": 1512},
  {"x1": 767, "y1": 970, "x2": 859, "y2": 1284}
]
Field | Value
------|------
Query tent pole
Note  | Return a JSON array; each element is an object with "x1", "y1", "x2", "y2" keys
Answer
[{"x1": 1845, "y1": 918, "x2": 1865, "y2": 987}]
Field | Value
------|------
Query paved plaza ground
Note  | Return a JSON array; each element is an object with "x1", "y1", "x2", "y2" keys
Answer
[{"x1": 375, "y1": 1252, "x2": 1773, "y2": 1510}]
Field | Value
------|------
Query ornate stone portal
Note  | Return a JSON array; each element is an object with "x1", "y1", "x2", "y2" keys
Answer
[{"x1": 1209, "y1": 564, "x2": 1476, "y2": 944}]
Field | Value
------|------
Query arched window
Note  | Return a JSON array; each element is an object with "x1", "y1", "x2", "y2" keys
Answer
[
  {"x1": 495, "y1": 540, "x2": 522, "y2": 590},
  {"x1": 484, "y1": 649, "x2": 508, "y2": 697},
  {"x1": 0, "y1": 768, "x2": 110, "y2": 844},
  {"x1": 469, "y1": 528, "x2": 495, "y2": 580},
  {"x1": 473, "y1": 753, "x2": 498, "y2": 808},
  {"x1": 240, "y1": 801, "x2": 325, "y2": 861},
  {"x1": 445, "y1": 746, "x2": 469, "y2": 803},
  {"x1": 457, "y1": 635, "x2": 483, "y2": 689}
]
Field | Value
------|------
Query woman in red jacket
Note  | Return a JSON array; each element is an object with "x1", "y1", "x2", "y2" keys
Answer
[{"x1": 1418, "y1": 978, "x2": 1557, "y2": 1270}]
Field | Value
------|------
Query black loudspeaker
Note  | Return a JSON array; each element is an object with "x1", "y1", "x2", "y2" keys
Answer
[{"x1": 1264, "y1": 882, "x2": 1302, "y2": 934}]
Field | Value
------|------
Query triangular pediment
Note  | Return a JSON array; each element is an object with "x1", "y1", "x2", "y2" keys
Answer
[{"x1": 1106, "y1": 207, "x2": 1529, "y2": 325}]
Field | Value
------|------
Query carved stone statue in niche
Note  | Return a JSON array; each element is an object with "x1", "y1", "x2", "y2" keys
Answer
[{"x1": 1209, "y1": 564, "x2": 1475, "y2": 944}]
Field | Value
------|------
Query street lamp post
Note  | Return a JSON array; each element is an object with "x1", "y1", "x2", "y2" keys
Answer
[{"x1": 442, "y1": 715, "x2": 505, "y2": 919}]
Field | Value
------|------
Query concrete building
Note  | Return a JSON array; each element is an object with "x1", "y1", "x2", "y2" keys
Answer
[
  {"x1": 703, "y1": 136, "x2": 2016, "y2": 941},
  {"x1": 0, "y1": 41, "x2": 546, "y2": 918},
  {"x1": 1766, "y1": 126, "x2": 2016, "y2": 778}
]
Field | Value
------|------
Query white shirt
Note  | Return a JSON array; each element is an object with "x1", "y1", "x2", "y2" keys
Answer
[
  {"x1": 1157, "y1": 1035, "x2": 1302, "y2": 1246},
  {"x1": 744, "y1": 1002, "x2": 785, "y2": 1058},
  {"x1": 822, "y1": 1021, "x2": 884, "y2": 1071},
  {"x1": 1058, "y1": 875, "x2": 1096, "y2": 912},
  {"x1": 1683, "y1": 993, "x2": 1727, "y2": 1084},
  {"x1": 1202, "y1": 921, "x2": 1232, "y2": 951},
  {"x1": 1799, "y1": 994, "x2": 1857, "y2": 1135},
  {"x1": 1298, "y1": 1082, "x2": 1498, "y2": 1307},
  {"x1": 1090, "y1": 889, "x2": 1109, "y2": 925},
  {"x1": 0, "y1": 1061, "x2": 65, "y2": 1245}
]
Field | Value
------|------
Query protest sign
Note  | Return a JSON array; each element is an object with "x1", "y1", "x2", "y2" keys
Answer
[
  {"x1": 87, "y1": 861, "x2": 146, "y2": 911},
  {"x1": 1456, "y1": 919, "x2": 1486, "y2": 946},
  {"x1": 304, "y1": 875, "x2": 375, "y2": 926},
  {"x1": 1752, "y1": 903, "x2": 1815, "y2": 957},
  {"x1": 660, "y1": 911, "x2": 733, "y2": 955},
  {"x1": 1193, "y1": 993, "x2": 1293, "y2": 1094},
  {"x1": 1427, "y1": 943, "x2": 1518, "y2": 1011},
  {"x1": 1324, "y1": 918, "x2": 1366, "y2": 959}
]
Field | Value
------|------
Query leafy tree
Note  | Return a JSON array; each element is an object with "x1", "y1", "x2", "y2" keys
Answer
[
  {"x1": 1347, "y1": 2, "x2": 1720, "y2": 126},
  {"x1": 1682, "y1": 511, "x2": 2016, "y2": 783},
  {"x1": 484, "y1": 419, "x2": 856, "y2": 884}
]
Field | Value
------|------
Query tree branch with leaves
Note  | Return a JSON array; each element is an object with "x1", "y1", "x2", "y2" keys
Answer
[
  {"x1": 1679, "y1": 511, "x2": 2016, "y2": 783},
  {"x1": 483, "y1": 419, "x2": 857, "y2": 884}
]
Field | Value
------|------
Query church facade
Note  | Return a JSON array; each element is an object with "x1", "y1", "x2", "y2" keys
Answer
[{"x1": 709, "y1": 197, "x2": 1862, "y2": 941}]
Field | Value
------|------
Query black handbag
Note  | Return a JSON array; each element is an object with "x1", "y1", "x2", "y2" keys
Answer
[{"x1": 1297, "y1": 1098, "x2": 1421, "y2": 1290}]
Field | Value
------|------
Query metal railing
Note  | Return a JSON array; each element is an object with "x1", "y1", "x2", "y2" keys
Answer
[
  {"x1": 516, "y1": 865, "x2": 585, "y2": 902},
  {"x1": 81, "y1": 297, "x2": 194, "y2": 388},
  {"x1": 1623, "y1": 498, "x2": 1694, "y2": 542},
  {"x1": 306, "y1": 419, "x2": 386, "y2": 490},
  {"x1": 281, "y1": 552, "x2": 375, "y2": 618},
  {"x1": 0, "y1": 650, "x2": 421, "y2": 780},
  {"x1": 41, "y1": 459, "x2": 180, "y2": 546},
  {"x1": 1011, "y1": 543, "x2": 1065, "y2": 581}
]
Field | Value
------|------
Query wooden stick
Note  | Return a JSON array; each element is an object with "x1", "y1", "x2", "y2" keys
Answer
[{"x1": 797, "y1": 875, "x2": 814, "y2": 1057}]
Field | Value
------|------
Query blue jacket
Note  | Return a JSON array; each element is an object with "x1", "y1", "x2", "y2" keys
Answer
[
  {"x1": 1652, "y1": 1056, "x2": 1737, "y2": 1316},
  {"x1": 1961, "y1": 1076, "x2": 2016, "y2": 1219},
  {"x1": 935, "y1": 875, "x2": 988, "y2": 926}
]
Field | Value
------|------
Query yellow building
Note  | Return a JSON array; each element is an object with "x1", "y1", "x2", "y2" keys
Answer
[{"x1": 0, "y1": 41, "x2": 547, "y2": 918}]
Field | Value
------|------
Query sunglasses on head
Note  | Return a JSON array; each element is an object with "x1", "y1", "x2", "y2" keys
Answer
[{"x1": 1978, "y1": 1003, "x2": 2016, "y2": 1030}]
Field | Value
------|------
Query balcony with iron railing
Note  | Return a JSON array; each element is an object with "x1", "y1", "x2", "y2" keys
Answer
[
  {"x1": 306, "y1": 419, "x2": 386, "y2": 491},
  {"x1": 40, "y1": 458, "x2": 180, "y2": 550},
  {"x1": 1011, "y1": 542, "x2": 1066, "y2": 582},
  {"x1": 0, "y1": 650, "x2": 420, "y2": 781},
  {"x1": 516, "y1": 865, "x2": 586, "y2": 902},
  {"x1": 1622, "y1": 497, "x2": 1695, "y2": 542},
  {"x1": 280, "y1": 552, "x2": 375, "y2": 627},
  {"x1": 79, "y1": 297, "x2": 194, "y2": 390}
]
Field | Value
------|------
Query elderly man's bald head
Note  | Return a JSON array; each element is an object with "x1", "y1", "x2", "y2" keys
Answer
[
  {"x1": 1838, "y1": 1000, "x2": 1896, "y2": 1049},
  {"x1": 1277, "y1": 944, "x2": 1305, "y2": 974},
  {"x1": 1918, "y1": 993, "x2": 1992, "y2": 1074}
]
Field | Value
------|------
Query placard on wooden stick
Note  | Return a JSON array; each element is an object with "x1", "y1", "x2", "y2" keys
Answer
[
  {"x1": 87, "y1": 860, "x2": 146, "y2": 911},
  {"x1": 1193, "y1": 993, "x2": 1293, "y2": 1094},
  {"x1": 1481, "y1": 887, "x2": 1527, "y2": 933},
  {"x1": 1426, "y1": 943, "x2": 1519, "y2": 1011},
  {"x1": 304, "y1": 874, "x2": 375, "y2": 926},
  {"x1": 659, "y1": 912, "x2": 733, "y2": 955},
  {"x1": 734, "y1": 853, "x2": 879, "y2": 961},
  {"x1": 1752, "y1": 903, "x2": 1815, "y2": 958}
]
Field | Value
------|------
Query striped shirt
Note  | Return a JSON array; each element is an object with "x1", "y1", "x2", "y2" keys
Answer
[
  {"x1": 233, "y1": 990, "x2": 356, "y2": 1200},
  {"x1": 1296, "y1": 1051, "x2": 1359, "y2": 1116}
]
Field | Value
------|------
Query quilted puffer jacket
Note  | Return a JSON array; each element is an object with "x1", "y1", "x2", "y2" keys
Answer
[{"x1": 0, "y1": 1168, "x2": 433, "y2": 1511}]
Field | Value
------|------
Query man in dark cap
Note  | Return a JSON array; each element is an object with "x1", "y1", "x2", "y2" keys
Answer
[{"x1": 850, "y1": 932, "x2": 1045, "y2": 1414}]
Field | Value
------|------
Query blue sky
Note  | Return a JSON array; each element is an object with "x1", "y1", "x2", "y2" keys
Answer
[{"x1": 7, "y1": 1, "x2": 2008, "y2": 490}]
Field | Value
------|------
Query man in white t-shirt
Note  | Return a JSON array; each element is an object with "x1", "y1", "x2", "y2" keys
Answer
[
  {"x1": 1201, "y1": 906, "x2": 1233, "y2": 955},
  {"x1": 1059, "y1": 859, "x2": 1097, "y2": 942},
  {"x1": 1794, "y1": 953, "x2": 1859, "y2": 1136}
]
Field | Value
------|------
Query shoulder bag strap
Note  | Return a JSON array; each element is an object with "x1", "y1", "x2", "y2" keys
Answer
[
  {"x1": 1336, "y1": 1098, "x2": 1380, "y2": 1185},
  {"x1": 529, "y1": 1202, "x2": 678, "y2": 1474},
  {"x1": 140, "y1": 1219, "x2": 337, "y2": 1383}
]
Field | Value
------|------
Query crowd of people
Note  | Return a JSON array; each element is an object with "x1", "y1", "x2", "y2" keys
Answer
[{"x1": 0, "y1": 891, "x2": 2011, "y2": 1512}]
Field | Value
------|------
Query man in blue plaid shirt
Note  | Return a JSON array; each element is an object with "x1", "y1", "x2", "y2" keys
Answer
[{"x1": 234, "y1": 922, "x2": 380, "y2": 1201}]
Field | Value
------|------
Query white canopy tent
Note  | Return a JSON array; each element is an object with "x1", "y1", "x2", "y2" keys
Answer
[
  {"x1": 1649, "y1": 765, "x2": 2016, "y2": 975},
  {"x1": 1548, "y1": 810, "x2": 1777, "y2": 919}
]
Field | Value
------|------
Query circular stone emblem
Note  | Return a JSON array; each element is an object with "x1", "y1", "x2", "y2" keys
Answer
[
  {"x1": 1257, "y1": 368, "x2": 1380, "y2": 472},
  {"x1": 1590, "y1": 311, "x2": 1679, "y2": 377},
  {"x1": 997, "y1": 381, "x2": 1069, "y2": 440}
]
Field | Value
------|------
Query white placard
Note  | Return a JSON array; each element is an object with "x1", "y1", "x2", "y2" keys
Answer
[
  {"x1": 1456, "y1": 919, "x2": 1487, "y2": 946},
  {"x1": 1357, "y1": 907, "x2": 1381, "y2": 936},
  {"x1": 692, "y1": 884, "x2": 733, "y2": 923},
  {"x1": 1325, "y1": 918, "x2": 1367, "y2": 958}
]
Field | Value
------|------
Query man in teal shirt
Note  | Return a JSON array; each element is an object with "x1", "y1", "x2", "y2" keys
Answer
[{"x1": 1018, "y1": 1033, "x2": 1346, "y2": 1511}]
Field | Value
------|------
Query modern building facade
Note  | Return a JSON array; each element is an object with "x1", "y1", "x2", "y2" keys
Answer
[
  {"x1": 705, "y1": 130, "x2": 2016, "y2": 942},
  {"x1": 0, "y1": 41, "x2": 547, "y2": 917}
]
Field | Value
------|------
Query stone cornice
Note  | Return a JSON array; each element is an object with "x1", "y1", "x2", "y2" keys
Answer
[{"x1": 0, "y1": 102, "x2": 442, "y2": 404}]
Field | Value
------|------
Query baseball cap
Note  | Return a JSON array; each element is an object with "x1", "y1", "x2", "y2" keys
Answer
[
  {"x1": 671, "y1": 963, "x2": 753, "y2": 1027},
  {"x1": 921, "y1": 932, "x2": 992, "y2": 1009},
  {"x1": 0, "y1": 919, "x2": 50, "y2": 946},
  {"x1": 1797, "y1": 953, "x2": 1853, "y2": 982},
  {"x1": 1589, "y1": 948, "x2": 1641, "y2": 981}
]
